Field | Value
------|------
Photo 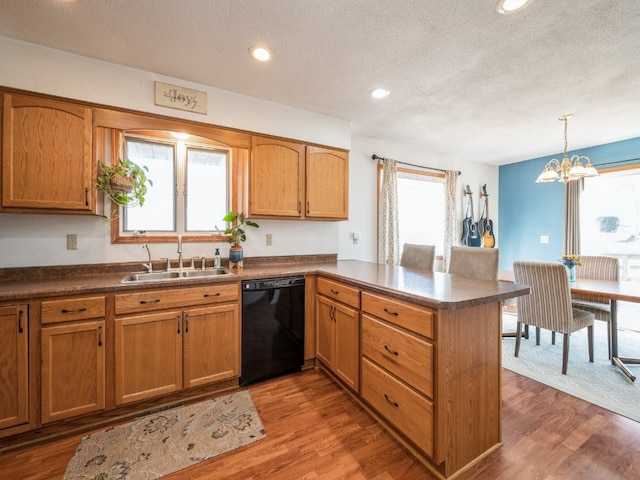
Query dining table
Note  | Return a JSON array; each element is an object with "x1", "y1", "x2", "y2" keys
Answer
[{"x1": 499, "y1": 269, "x2": 640, "y2": 382}]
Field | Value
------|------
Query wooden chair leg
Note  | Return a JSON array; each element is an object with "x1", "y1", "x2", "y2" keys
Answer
[
  {"x1": 515, "y1": 321, "x2": 522, "y2": 357},
  {"x1": 588, "y1": 325, "x2": 594, "y2": 363},
  {"x1": 562, "y1": 333, "x2": 570, "y2": 375}
]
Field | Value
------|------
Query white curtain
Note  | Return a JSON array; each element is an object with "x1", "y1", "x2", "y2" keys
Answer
[
  {"x1": 563, "y1": 179, "x2": 581, "y2": 256},
  {"x1": 442, "y1": 170, "x2": 459, "y2": 272},
  {"x1": 378, "y1": 158, "x2": 399, "y2": 265}
]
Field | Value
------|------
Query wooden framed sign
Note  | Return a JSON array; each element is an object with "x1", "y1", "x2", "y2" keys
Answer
[{"x1": 154, "y1": 82, "x2": 207, "y2": 115}]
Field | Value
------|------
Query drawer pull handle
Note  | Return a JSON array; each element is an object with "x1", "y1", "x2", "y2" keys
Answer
[
  {"x1": 383, "y1": 308, "x2": 399, "y2": 317},
  {"x1": 140, "y1": 299, "x2": 161, "y2": 305},
  {"x1": 185, "y1": 314, "x2": 189, "y2": 333},
  {"x1": 384, "y1": 345, "x2": 399, "y2": 356},
  {"x1": 384, "y1": 394, "x2": 399, "y2": 408},
  {"x1": 61, "y1": 307, "x2": 87, "y2": 314},
  {"x1": 18, "y1": 309, "x2": 24, "y2": 333},
  {"x1": 330, "y1": 289, "x2": 339, "y2": 295},
  {"x1": 97, "y1": 326, "x2": 103, "y2": 347},
  {"x1": 177, "y1": 315, "x2": 181, "y2": 334},
  {"x1": 203, "y1": 292, "x2": 221, "y2": 298}
]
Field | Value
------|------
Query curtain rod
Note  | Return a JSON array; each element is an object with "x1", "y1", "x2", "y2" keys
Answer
[
  {"x1": 596, "y1": 157, "x2": 640, "y2": 168},
  {"x1": 371, "y1": 154, "x2": 461, "y2": 175}
]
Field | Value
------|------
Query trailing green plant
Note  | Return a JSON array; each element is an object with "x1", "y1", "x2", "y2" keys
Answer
[
  {"x1": 220, "y1": 210, "x2": 259, "y2": 246},
  {"x1": 96, "y1": 158, "x2": 152, "y2": 208}
]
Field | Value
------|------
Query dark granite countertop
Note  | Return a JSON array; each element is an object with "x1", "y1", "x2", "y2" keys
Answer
[{"x1": 0, "y1": 256, "x2": 529, "y2": 310}]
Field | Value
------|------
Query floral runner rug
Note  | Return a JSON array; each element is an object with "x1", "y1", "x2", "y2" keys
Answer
[{"x1": 63, "y1": 391, "x2": 266, "y2": 479}]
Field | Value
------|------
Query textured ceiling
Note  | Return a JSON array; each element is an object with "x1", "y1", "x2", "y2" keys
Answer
[{"x1": 1, "y1": 0, "x2": 639, "y2": 165}]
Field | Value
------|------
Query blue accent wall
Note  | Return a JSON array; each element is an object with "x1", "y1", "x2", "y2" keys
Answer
[{"x1": 498, "y1": 136, "x2": 640, "y2": 270}]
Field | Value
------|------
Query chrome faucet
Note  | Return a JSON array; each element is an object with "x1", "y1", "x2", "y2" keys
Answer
[
  {"x1": 177, "y1": 235, "x2": 184, "y2": 271},
  {"x1": 142, "y1": 244, "x2": 153, "y2": 273}
]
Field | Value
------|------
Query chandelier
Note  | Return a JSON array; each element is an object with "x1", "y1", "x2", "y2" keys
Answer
[{"x1": 536, "y1": 114, "x2": 599, "y2": 183}]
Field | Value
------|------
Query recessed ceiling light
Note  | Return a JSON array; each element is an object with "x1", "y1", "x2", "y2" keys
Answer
[
  {"x1": 249, "y1": 45, "x2": 273, "y2": 62},
  {"x1": 370, "y1": 87, "x2": 390, "y2": 99},
  {"x1": 496, "y1": 0, "x2": 531, "y2": 14}
]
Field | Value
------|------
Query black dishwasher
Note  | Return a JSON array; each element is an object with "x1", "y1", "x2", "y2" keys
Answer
[{"x1": 240, "y1": 276, "x2": 305, "y2": 386}]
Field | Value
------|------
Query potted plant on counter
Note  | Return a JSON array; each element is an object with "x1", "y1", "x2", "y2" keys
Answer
[{"x1": 220, "y1": 210, "x2": 259, "y2": 267}]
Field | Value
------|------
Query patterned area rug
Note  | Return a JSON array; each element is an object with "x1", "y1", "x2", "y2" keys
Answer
[
  {"x1": 63, "y1": 391, "x2": 266, "y2": 479},
  {"x1": 502, "y1": 313, "x2": 640, "y2": 422}
]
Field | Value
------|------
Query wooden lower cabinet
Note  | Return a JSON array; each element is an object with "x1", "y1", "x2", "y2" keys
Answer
[
  {"x1": 361, "y1": 357, "x2": 434, "y2": 456},
  {"x1": 114, "y1": 285, "x2": 240, "y2": 406},
  {"x1": 316, "y1": 278, "x2": 360, "y2": 392},
  {"x1": 358, "y1": 290, "x2": 502, "y2": 478},
  {"x1": 114, "y1": 310, "x2": 183, "y2": 405},
  {"x1": 41, "y1": 320, "x2": 106, "y2": 423},
  {"x1": 0, "y1": 305, "x2": 29, "y2": 430},
  {"x1": 183, "y1": 303, "x2": 239, "y2": 388}
]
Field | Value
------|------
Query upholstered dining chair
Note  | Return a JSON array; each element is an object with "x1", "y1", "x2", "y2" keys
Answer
[
  {"x1": 572, "y1": 255, "x2": 619, "y2": 359},
  {"x1": 448, "y1": 246, "x2": 499, "y2": 280},
  {"x1": 513, "y1": 260, "x2": 595, "y2": 375},
  {"x1": 448, "y1": 246, "x2": 519, "y2": 337},
  {"x1": 400, "y1": 244, "x2": 436, "y2": 272}
]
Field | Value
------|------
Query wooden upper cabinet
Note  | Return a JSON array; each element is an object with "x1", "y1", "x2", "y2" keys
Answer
[
  {"x1": 306, "y1": 146, "x2": 348, "y2": 219},
  {"x1": 249, "y1": 136, "x2": 305, "y2": 218},
  {"x1": 248, "y1": 135, "x2": 349, "y2": 220},
  {"x1": 1, "y1": 93, "x2": 94, "y2": 213}
]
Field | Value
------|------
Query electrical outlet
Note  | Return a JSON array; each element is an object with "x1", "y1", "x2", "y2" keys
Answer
[
  {"x1": 266, "y1": 233, "x2": 273, "y2": 246},
  {"x1": 540, "y1": 235, "x2": 549, "y2": 244},
  {"x1": 67, "y1": 234, "x2": 78, "y2": 250}
]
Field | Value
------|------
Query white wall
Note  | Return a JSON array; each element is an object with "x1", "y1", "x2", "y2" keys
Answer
[
  {"x1": 338, "y1": 135, "x2": 500, "y2": 264},
  {"x1": 0, "y1": 36, "x2": 498, "y2": 269}
]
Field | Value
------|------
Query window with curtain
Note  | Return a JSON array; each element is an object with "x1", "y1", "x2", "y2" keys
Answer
[
  {"x1": 580, "y1": 166, "x2": 640, "y2": 281},
  {"x1": 396, "y1": 168, "x2": 445, "y2": 256}
]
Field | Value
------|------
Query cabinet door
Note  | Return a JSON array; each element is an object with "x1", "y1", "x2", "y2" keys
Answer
[
  {"x1": 114, "y1": 311, "x2": 183, "y2": 405},
  {"x1": 41, "y1": 320, "x2": 105, "y2": 423},
  {"x1": 183, "y1": 303, "x2": 239, "y2": 388},
  {"x1": 305, "y1": 146, "x2": 349, "y2": 219},
  {"x1": 315, "y1": 295, "x2": 335, "y2": 367},
  {"x1": 2, "y1": 93, "x2": 94, "y2": 212},
  {"x1": 333, "y1": 302, "x2": 360, "y2": 392},
  {"x1": 0, "y1": 305, "x2": 28, "y2": 430},
  {"x1": 249, "y1": 136, "x2": 305, "y2": 217}
]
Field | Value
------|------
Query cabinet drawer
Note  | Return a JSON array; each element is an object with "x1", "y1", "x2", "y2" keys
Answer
[
  {"x1": 317, "y1": 277, "x2": 360, "y2": 309},
  {"x1": 41, "y1": 296, "x2": 105, "y2": 324},
  {"x1": 362, "y1": 357, "x2": 434, "y2": 457},
  {"x1": 362, "y1": 314, "x2": 433, "y2": 398},
  {"x1": 115, "y1": 283, "x2": 238, "y2": 315},
  {"x1": 361, "y1": 291, "x2": 433, "y2": 339}
]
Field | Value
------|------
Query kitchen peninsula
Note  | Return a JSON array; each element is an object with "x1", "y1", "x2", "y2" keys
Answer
[{"x1": 0, "y1": 258, "x2": 529, "y2": 479}]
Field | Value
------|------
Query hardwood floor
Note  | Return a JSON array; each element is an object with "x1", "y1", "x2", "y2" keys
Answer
[{"x1": 1, "y1": 368, "x2": 639, "y2": 479}]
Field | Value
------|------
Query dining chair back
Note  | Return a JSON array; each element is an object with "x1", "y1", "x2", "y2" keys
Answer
[
  {"x1": 448, "y1": 246, "x2": 499, "y2": 280},
  {"x1": 572, "y1": 255, "x2": 619, "y2": 358},
  {"x1": 513, "y1": 260, "x2": 594, "y2": 374},
  {"x1": 400, "y1": 244, "x2": 436, "y2": 272}
]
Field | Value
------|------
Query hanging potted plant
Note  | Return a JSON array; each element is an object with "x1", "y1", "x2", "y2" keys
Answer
[
  {"x1": 96, "y1": 158, "x2": 152, "y2": 212},
  {"x1": 220, "y1": 210, "x2": 259, "y2": 267}
]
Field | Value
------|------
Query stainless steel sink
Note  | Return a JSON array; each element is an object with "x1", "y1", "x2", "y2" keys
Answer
[{"x1": 119, "y1": 268, "x2": 233, "y2": 283}]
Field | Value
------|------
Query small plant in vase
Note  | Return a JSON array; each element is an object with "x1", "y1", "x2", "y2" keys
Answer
[
  {"x1": 561, "y1": 255, "x2": 581, "y2": 282},
  {"x1": 220, "y1": 211, "x2": 259, "y2": 268}
]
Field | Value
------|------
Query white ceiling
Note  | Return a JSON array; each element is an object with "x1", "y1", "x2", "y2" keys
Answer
[{"x1": 1, "y1": 0, "x2": 639, "y2": 165}]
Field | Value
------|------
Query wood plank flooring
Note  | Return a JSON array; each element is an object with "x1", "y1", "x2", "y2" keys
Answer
[{"x1": 1, "y1": 368, "x2": 639, "y2": 479}]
